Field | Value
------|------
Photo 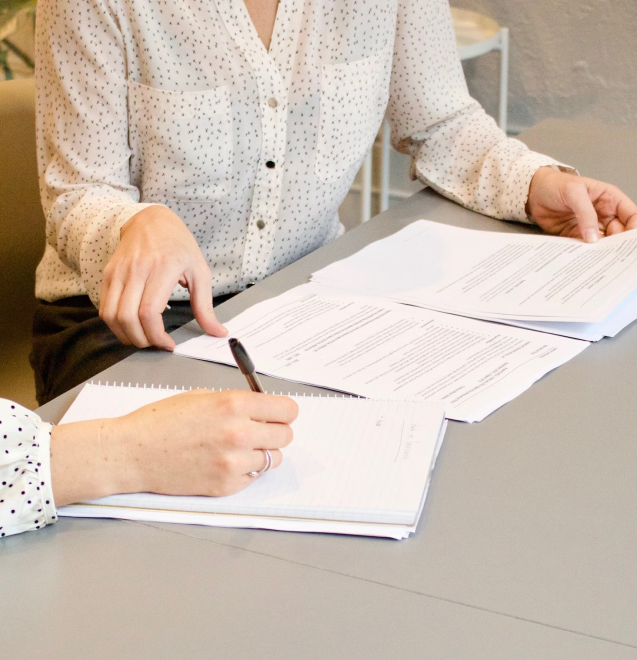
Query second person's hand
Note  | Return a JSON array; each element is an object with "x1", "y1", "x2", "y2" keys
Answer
[
  {"x1": 99, "y1": 206, "x2": 228, "y2": 350},
  {"x1": 527, "y1": 167, "x2": 637, "y2": 243}
]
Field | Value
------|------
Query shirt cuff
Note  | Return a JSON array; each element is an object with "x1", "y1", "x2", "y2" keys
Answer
[
  {"x1": 36, "y1": 422, "x2": 58, "y2": 528},
  {"x1": 0, "y1": 404, "x2": 57, "y2": 538}
]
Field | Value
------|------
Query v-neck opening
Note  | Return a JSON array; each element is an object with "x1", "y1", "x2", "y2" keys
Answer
[
  {"x1": 217, "y1": 0, "x2": 304, "y2": 96},
  {"x1": 267, "y1": 1, "x2": 288, "y2": 58},
  {"x1": 240, "y1": 0, "x2": 282, "y2": 57}
]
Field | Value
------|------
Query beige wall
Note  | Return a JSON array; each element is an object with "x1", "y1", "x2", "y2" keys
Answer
[{"x1": 456, "y1": 0, "x2": 637, "y2": 132}]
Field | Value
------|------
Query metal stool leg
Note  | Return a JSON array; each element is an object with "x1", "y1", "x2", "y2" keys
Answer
[
  {"x1": 380, "y1": 119, "x2": 391, "y2": 212},
  {"x1": 360, "y1": 149, "x2": 373, "y2": 223},
  {"x1": 498, "y1": 27, "x2": 509, "y2": 133}
]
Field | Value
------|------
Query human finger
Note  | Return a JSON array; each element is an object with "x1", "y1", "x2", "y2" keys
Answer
[
  {"x1": 216, "y1": 391, "x2": 299, "y2": 425},
  {"x1": 604, "y1": 218, "x2": 625, "y2": 236},
  {"x1": 99, "y1": 276, "x2": 131, "y2": 345},
  {"x1": 562, "y1": 180, "x2": 600, "y2": 243},
  {"x1": 188, "y1": 264, "x2": 228, "y2": 337},
  {"x1": 243, "y1": 418, "x2": 295, "y2": 450},
  {"x1": 204, "y1": 448, "x2": 283, "y2": 497},
  {"x1": 616, "y1": 194, "x2": 637, "y2": 230},
  {"x1": 138, "y1": 272, "x2": 180, "y2": 350},
  {"x1": 116, "y1": 277, "x2": 152, "y2": 347},
  {"x1": 245, "y1": 448, "x2": 283, "y2": 475}
]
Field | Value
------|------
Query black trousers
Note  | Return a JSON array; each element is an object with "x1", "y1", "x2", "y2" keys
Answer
[{"x1": 30, "y1": 294, "x2": 234, "y2": 406}]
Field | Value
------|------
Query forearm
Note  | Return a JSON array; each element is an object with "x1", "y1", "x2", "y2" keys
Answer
[
  {"x1": 36, "y1": 0, "x2": 163, "y2": 304},
  {"x1": 49, "y1": 418, "x2": 139, "y2": 507},
  {"x1": 2, "y1": 390, "x2": 297, "y2": 539},
  {"x1": 388, "y1": 0, "x2": 569, "y2": 223},
  {"x1": 405, "y1": 102, "x2": 564, "y2": 222}
]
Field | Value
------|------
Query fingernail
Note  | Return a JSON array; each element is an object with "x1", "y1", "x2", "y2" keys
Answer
[{"x1": 584, "y1": 229, "x2": 598, "y2": 244}]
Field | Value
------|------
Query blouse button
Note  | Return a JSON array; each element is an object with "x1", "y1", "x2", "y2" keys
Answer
[
  {"x1": 268, "y1": 98, "x2": 279, "y2": 108},
  {"x1": 256, "y1": 219, "x2": 266, "y2": 230},
  {"x1": 246, "y1": 281, "x2": 256, "y2": 288},
  {"x1": 266, "y1": 160, "x2": 276, "y2": 169}
]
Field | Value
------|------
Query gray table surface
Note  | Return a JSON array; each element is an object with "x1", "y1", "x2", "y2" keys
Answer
[{"x1": 2, "y1": 119, "x2": 636, "y2": 659}]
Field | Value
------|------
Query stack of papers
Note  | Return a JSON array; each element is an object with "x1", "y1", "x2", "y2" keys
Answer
[
  {"x1": 312, "y1": 221, "x2": 637, "y2": 341},
  {"x1": 58, "y1": 383, "x2": 447, "y2": 539},
  {"x1": 174, "y1": 283, "x2": 588, "y2": 422}
]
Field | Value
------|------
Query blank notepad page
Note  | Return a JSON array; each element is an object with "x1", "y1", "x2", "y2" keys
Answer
[{"x1": 61, "y1": 384, "x2": 445, "y2": 525}]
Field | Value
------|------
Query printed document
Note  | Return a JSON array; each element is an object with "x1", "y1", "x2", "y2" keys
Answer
[
  {"x1": 311, "y1": 221, "x2": 637, "y2": 327},
  {"x1": 174, "y1": 283, "x2": 588, "y2": 422}
]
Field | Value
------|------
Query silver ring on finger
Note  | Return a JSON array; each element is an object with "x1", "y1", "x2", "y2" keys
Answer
[{"x1": 248, "y1": 449, "x2": 272, "y2": 477}]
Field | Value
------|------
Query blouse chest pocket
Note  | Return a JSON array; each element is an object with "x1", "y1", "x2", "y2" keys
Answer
[
  {"x1": 128, "y1": 81, "x2": 233, "y2": 202},
  {"x1": 315, "y1": 43, "x2": 392, "y2": 184}
]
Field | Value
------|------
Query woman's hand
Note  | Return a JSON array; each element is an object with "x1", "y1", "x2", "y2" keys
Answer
[
  {"x1": 99, "y1": 206, "x2": 228, "y2": 350},
  {"x1": 527, "y1": 166, "x2": 637, "y2": 243},
  {"x1": 50, "y1": 390, "x2": 299, "y2": 507}
]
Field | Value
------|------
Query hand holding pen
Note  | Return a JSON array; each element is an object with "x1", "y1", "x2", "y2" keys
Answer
[{"x1": 229, "y1": 337, "x2": 280, "y2": 476}]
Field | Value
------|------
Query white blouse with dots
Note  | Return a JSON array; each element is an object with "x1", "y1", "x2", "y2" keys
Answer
[
  {"x1": 34, "y1": 0, "x2": 563, "y2": 307},
  {"x1": 0, "y1": 400, "x2": 57, "y2": 538}
]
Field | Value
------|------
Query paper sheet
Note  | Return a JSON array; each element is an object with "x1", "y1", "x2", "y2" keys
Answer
[
  {"x1": 59, "y1": 503, "x2": 417, "y2": 539},
  {"x1": 174, "y1": 283, "x2": 588, "y2": 422},
  {"x1": 311, "y1": 221, "x2": 637, "y2": 325},
  {"x1": 480, "y1": 286, "x2": 637, "y2": 341},
  {"x1": 58, "y1": 384, "x2": 447, "y2": 538}
]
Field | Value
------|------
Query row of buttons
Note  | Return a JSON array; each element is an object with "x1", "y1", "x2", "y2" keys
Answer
[
  {"x1": 257, "y1": 108, "x2": 275, "y2": 231},
  {"x1": 259, "y1": 99, "x2": 279, "y2": 231},
  {"x1": 266, "y1": 98, "x2": 278, "y2": 168}
]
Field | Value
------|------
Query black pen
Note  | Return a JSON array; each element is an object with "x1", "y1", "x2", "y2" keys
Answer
[{"x1": 229, "y1": 338, "x2": 264, "y2": 393}]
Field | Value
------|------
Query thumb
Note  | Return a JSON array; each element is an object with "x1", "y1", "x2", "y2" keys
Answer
[
  {"x1": 188, "y1": 267, "x2": 228, "y2": 337},
  {"x1": 563, "y1": 180, "x2": 600, "y2": 243}
]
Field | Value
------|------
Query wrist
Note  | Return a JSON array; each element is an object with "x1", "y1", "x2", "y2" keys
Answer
[
  {"x1": 526, "y1": 166, "x2": 558, "y2": 219},
  {"x1": 119, "y1": 205, "x2": 181, "y2": 239},
  {"x1": 527, "y1": 164, "x2": 580, "y2": 221},
  {"x1": 50, "y1": 418, "x2": 141, "y2": 507}
]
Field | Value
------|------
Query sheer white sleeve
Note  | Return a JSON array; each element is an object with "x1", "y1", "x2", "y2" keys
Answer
[
  {"x1": 0, "y1": 400, "x2": 57, "y2": 539},
  {"x1": 35, "y1": 0, "x2": 161, "y2": 305},
  {"x1": 388, "y1": 0, "x2": 570, "y2": 223}
]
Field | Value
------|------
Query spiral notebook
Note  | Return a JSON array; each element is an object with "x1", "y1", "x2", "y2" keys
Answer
[{"x1": 57, "y1": 383, "x2": 447, "y2": 539}]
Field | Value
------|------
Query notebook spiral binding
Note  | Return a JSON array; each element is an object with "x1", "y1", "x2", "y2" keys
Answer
[{"x1": 88, "y1": 380, "x2": 366, "y2": 400}]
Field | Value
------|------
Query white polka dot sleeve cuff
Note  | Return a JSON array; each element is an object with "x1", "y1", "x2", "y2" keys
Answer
[
  {"x1": 386, "y1": 0, "x2": 572, "y2": 224},
  {"x1": 406, "y1": 103, "x2": 569, "y2": 223},
  {"x1": 0, "y1": 400, "x2": 57, "y2": 539}
]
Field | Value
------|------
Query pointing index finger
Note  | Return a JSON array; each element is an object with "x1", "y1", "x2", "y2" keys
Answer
[{"x1": 563, "y1": 180, "x2": 599, "y2": 243}]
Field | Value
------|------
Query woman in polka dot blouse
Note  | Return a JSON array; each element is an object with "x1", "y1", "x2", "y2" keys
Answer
[
  {"x1": 0, "y1": 391, "x2": 298, "y2": 538},
  {"x1": 30, "y1": 0, "x2": 636, "y2": 406}
]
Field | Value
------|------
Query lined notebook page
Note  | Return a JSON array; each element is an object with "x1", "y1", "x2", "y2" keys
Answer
[{"x1": 60, "y1": 384, "x2": 446, "y2": 525}]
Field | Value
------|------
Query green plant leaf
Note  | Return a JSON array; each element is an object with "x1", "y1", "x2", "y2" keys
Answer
[{"x1": 0, "y1": 0, "x2": 37, "y2": 34}]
